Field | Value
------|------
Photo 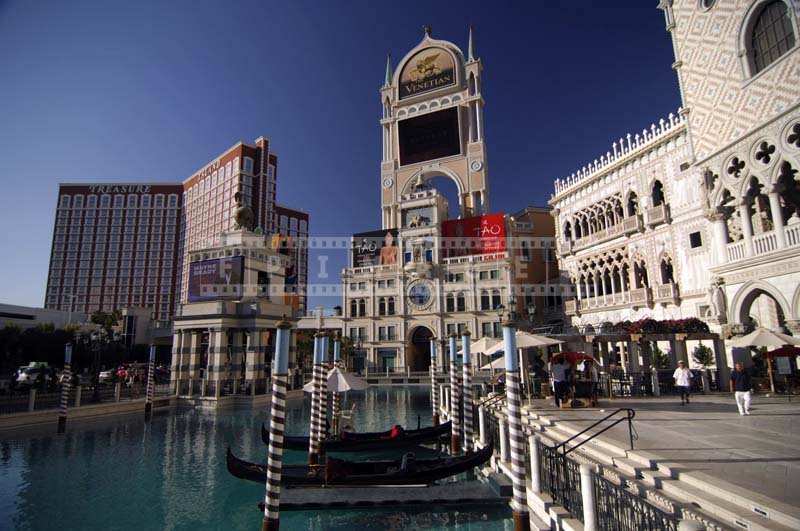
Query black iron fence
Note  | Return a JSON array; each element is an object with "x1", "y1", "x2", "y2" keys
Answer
[
  {"x1": 538, "y1": 440, "x2": 584, "y2": 522},
  {"x1": 594, "y1": 474, "x2": 679, "y2": 531}
]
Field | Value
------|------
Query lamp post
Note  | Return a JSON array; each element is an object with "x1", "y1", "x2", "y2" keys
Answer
[{"x1": 501, "y1": 304, "x2": 530, "y2": 531}]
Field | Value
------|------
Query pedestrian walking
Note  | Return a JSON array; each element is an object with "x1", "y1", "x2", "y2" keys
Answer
[
  {"x1": 730, "y1": 362, "x2": 753, "y2": 416},
  {"x1": 673, "y1": 361, "x2": 692, "y2": 405},
  {"x1": 550, "y1": 358, "x2": 569, "y2": 408}
]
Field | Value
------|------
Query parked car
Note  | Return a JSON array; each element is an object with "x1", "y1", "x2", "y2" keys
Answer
[
  {"x1": 16, "y1": 366, "x2": 53, "y2": 388},
  {"x1": 98, "y1": 369, "x2": 116, "y2": 384}
]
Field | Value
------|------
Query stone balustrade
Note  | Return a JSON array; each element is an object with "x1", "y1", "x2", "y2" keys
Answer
[
  {"x1": 563, "y1": 215, "x2": 642, "y2": 255},
  {"x1": 725, "y1": 223, "x2": 800, "y2": 263},
  {"x1": 645, "y1": 203, "x2": 670, "y2": 227},
  {"x1": 654, "y1": 282, "x2": 679, "y2": 303}
]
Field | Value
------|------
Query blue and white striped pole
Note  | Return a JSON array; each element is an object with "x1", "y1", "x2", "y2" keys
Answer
[
  {"x1": 261, "y1": 318, "x2": 292, "y2": 531},
  {"x1": 319, "y1": 333, "x2": 329, "y2": 449},
  {"x1": 430, "y1": 338, "x2": 439, "y2": 425},
  {"x1": 461, "y1": 331, "x2": 474, "y2": 452},
  {"x1": 331, "y1": 336, "x2": 342, "y2": 435},
  {"x1": 449, "y1": 333, "x2": 461, "y2": 454},
  {"x1": 503, "y1": 323, "x2": 529, "y2": 530},
  {"x1": 307, "y1": 333, "x2": 324, "y2": 464},
  {"x1": 145, "y1": 344, "x2": 156, "y2": 421},
  {"x1": 57, "y1": 343, "x2": 72, "y2": 433}
]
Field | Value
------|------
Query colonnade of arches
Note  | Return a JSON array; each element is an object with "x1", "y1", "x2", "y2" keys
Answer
[{"x1": 571, "y1": 248, "x2": 675, "y2": 301}]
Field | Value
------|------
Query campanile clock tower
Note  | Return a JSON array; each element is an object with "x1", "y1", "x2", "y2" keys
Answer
[{"x1": 379, "y1": 26, "x2": 489, "y2": 230}]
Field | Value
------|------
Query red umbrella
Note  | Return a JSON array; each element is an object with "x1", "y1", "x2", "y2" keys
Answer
[
  {"x1": 551, "y1": 351, "x2": 599, "y2": 365},
  {"x1": 765, "y1": 346, "x2": 800, "y2": 359}
]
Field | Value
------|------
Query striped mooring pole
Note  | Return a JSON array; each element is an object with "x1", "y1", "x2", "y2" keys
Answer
[
  {"x1": 448, "y1": 333, "x2": 461, "y2": 455},
  {"x1": 307, "y1": 333, "x2": 324, "y2": 465},
  {"x1": 461, "y1": 330, "x2": 473, "y2": 452},
  {"x1": 261, "y1": 318, "x2": 292, "y2": 531},
  {"x1": 57, "y1": 343, "x2": 73, "y2": 434},
  {"x1": 318, "y1": 333, "x2": 329, "y2": 453},
  {"x1": 429, "y1": 337, "x2": 439, "y2": 425},
  {"x1": 331, "y1": 335, "x2": 342, "y2": 436},
  {"x1": 145, "y1": 344, "x2": 156, "y2": 421},
  {"x1": 503, "y1": 320, "x2": 529, "y2": 531}
]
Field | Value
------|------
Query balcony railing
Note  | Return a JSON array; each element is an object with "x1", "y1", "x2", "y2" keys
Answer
[
  {"x1": 565, "y1": 299, "x2": 577, "y2": 316},
  {"x1": 629, "y1": 287, "x2": 652, "y2": 308},
  {"x1": 725, "y1": 223, "x2": 800, "y2": 263},
  {"x1": 654, "y1": 282, "x2": 679, "y2": 303},
  {"x1": 559, "y1": 240, "x2": 573, "y2": 256},
  {"x1": 622, "y1": 214, "x2": 643, "y2": 234},
  {"x1": 645, "y1": 203, "x2": 669, "y2": 227}
]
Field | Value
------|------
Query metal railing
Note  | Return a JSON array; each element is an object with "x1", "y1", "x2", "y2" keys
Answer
[
  {"x1": 538, "y1": 439, "x2": 584, "y2": 522},
  {"x1": 593, "y1": 474, "x2": 679, "y2": 531},
  {"x1": 555, "y1": 408, "x2": 637, "y2": 456}
]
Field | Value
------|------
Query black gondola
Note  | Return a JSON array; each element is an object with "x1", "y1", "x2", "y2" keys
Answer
[
  {"x1": 226, "y1": 441, "x2": 493, "y2": 487},
  {"x1": 261, "y1": 421, "x2": 452, "y2": 452}
]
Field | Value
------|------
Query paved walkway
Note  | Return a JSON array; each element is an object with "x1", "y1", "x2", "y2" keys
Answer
[{"x1": 529, "y1": 394, "x2": 800, "y2": 508}]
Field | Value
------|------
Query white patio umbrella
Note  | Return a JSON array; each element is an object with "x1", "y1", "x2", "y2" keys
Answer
[
  {"x1": 480, "y1": 331, "x2": 563, "y2": 369},
  {"x1": 729, "y1": 327, "x2": 800, "y2": 348},
  {"x1": 729, "y1": 327, "x2": 800, "y2": 392},
  {"x1": 459, "y1": 337, "x2": 501, "y2": 369},
  {"x1": 303, "y1": 367, "x2": 368, "y2": 393}
]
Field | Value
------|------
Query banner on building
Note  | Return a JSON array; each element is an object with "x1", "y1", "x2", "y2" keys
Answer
[
  {"x1": 441, "y1": 213, "x2": 506, "y2": 257},
  {"x1": 352, "y1": 229, "x2": 399, "y2": 268},
  {"x1": 187, "y1": 256, "x2": 244, "y2": 302}
]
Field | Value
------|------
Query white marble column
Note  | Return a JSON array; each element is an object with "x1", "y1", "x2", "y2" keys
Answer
[
  {"x1": 739, "y1": 201, "x2": 755, "y2": 257},
  {"x1": 768, "y1": 187, "x2": 787, "y2": 248}
]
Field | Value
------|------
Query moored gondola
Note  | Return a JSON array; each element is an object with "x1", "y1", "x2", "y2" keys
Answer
[
  {"x1": 261, "y1": 421, "x2": 452, "y2": 452},
  {"x1": 227, "y1": 440, "x2": 493, "y2": 487}
]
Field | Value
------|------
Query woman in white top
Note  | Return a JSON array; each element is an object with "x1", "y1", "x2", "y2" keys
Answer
[{"x1": 672, "y1": 360, "x2": 693, "y2": 405}]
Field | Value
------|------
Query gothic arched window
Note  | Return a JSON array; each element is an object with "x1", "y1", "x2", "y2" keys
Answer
[
  {"x1": 750, "y1": 1, "x2": 796, "y2": 75},
  {"x1": 652, "y1": 180, "x2": 665, "y2": 207},
  {"x1": 387, "y1": 296, "x2": 396, "y2": 315},
  {"x1": 378, "y1": 297, "x2": 386, "y2": 316},
  {"x1": 456, "y1": 292, "x2": 466, "y2": 312},
  {"x1": 480, "y1": 290, "x2": 491, "y2": 311},
  {"x1": 358, "y1": 299, "x2": 366, "y2": 317}
]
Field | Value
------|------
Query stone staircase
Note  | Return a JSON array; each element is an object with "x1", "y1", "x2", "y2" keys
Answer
[{"x1": 521, "y1": 409, "x2": 800, "y2": 531}]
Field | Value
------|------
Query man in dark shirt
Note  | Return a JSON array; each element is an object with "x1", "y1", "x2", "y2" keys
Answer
[{"x1": 729, "y1": 362, "x2": 752, "y2": 416}]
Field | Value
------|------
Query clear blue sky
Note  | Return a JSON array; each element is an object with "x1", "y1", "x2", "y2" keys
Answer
[{"x1": 0, "y1": 0, "x2": 680, "y2": 311}]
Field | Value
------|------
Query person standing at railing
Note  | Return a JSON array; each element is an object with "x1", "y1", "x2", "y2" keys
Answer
[{"x1": 673, "y1": 360, "x2": 693, "y2": 405}]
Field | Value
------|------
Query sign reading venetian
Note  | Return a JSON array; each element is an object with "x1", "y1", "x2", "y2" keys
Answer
[
  {"x1": 399, "y1": 47, "x2": 456, "y2": 99},
  {"x1": 88, "y1": 184, "x2": 152, "y2": 194}
]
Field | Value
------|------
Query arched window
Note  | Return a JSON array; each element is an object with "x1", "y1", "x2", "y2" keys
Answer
[
  {"x1": 350, "y1": 299, "x2": 357, "y2": 317},
  {"x1": 358, "y1": 299, "x2": 366, "y2": 317},
  {"x1": 652, "y1": 180, "x2": 665, "y2": 207},
  {"x1": 563, "y1": 221, "x2": 573, "y2": 241},
  {"x1": 750, "y1": 1, "x2": 796, "y2": 75},
  {"x1": 627, "y1": 192, "x2": 639, "y2": 217},
  {"x1": 480, "y1": 290, "x2": 491, "y2": 310},
  {"x1": 660, "y1": 257, "x2": 674, "y2": 284},
  {"x1": 378, "y1": 297, "x2": 386, "y2": 316},
  {"x1": 387, "y1": 296, "x2": 396, "y2": 315},
  {"x1": 446, "y1": 293, "x2": 455, "y2": 312},
  {"x1": 456, "y1": 292, "x2": 466, "y2": 312}
]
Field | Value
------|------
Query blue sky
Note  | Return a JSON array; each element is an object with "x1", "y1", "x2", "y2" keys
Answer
[{"x1": 0, "y1": 0, "x2": 680, "y2": 311}]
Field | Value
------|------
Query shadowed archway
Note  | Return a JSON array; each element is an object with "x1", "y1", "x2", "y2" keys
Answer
[{"x1": 407, "y1": 326, "x2": 433, "y2": 372}]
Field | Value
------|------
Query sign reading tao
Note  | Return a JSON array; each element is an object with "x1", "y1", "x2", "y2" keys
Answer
[{"x1": 399, "y1": 47, "x2": 455, "y2": 99}]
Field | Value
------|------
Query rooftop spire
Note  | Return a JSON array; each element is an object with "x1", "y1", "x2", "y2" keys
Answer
[
  {"x1": 467, "y1": 25, "x2": 475, "y2": 61},
  {"x1": 423, "y1": 24, "x2": 432, "y2": 38},
  {"x1": 384, "y1": 53, "x2": 392, "y2": 87}
]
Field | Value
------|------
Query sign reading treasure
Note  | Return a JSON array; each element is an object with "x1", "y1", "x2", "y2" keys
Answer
[{"x1": 399, "y1": 47, "x2": 455, "y2": 99}]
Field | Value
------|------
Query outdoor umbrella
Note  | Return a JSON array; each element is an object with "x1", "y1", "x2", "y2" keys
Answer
[
  {"x1": 730, "y1": 327, "x2": 800, "y2": 392},
  {"x1": 482, "y1": 331, "x2": 563, "y2": 357},
  {"x1": 460, "y1": 337, "x2": 501, "y2": 369},
  {"x1": 303, "y1": 367, "x2": 368, "y2": 393},
  {"x1": 729, "y1": 327, "x2": 800, "y2": 348},
  {"x1": 551, "y1": 351, "x2": 599, "y2": 365}
]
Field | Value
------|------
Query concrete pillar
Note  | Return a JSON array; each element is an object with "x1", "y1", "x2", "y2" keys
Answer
[
  {"x1": 187, "y1": 330, "x2": 202, "y2": 381},
  {"x1": 499, "y1": 417, "x2": 510, "y2": 462},
  {"x1": 738, "y1": 201, "x2": 755, "y2": 257},
  {"x1": 768, "y1": 188, "x2": 787, "y2": 249},
  {"x1": 28, "y1": 389, "x2": 36, "y2": 412},
  {"x1": 710, "y1": 214, "x2": 728, "y2": 265},
  {"x1": 529, "y1": 435, "x2": 541, "y2": 494},
  {"x1": 626, "y1": 341, "x2": 640, "y2": 371},
  {"x1": 479, "y1": 406, "x2": 488, "y2": 446},
  {"x1": 580, "y1": 463, "x2": 598, "y2": 531},
  {"x1": 713, "y1": 338, "x2": 731, "y2": 387},
  {"x1": 75, "y1": 385, "x2": 82, "y2": 408},
  {"x1": 170, "y1": 330, "x2": 183, "y2": 394}
]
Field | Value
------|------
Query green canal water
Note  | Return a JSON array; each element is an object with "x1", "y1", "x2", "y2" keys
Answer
[{"x1": 0, "y1": 386, "x2": 512, "y2": 530}]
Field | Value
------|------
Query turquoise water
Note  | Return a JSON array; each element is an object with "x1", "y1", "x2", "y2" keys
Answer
[{"x1": 0, "y1": 386, "x2": 511, "y2": 530}]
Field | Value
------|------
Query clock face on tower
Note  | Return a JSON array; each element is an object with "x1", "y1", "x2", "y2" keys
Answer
[{"x1": 407, "y1": 280, "x2": 433, "y2": 310}]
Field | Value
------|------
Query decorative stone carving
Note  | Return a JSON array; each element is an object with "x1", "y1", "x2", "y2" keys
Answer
[
  {"x1": 705, "y1": 277, "x2": 727, "y2": 325},
  {"x1": 233, "y1": 192, "x2": 255, "y2": 231}
]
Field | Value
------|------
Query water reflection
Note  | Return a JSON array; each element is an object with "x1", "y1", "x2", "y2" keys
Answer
[{"x1": 0, "y1": 387, "x2": 510, "y2": 530}]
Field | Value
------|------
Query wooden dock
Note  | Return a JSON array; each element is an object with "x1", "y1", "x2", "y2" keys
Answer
[{"x1": 280, "y1": 480, "x2": 508, "y2": 511}]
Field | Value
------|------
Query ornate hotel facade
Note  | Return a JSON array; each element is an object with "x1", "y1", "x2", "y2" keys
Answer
[
  {"x1": 300, "y1": 28, "x2": 564, "y2": 372},
  {"x1": 552, "y1": 0, "x2": 800, "y2": 361}
]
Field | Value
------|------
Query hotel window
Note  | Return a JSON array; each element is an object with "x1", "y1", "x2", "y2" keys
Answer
[
  {"x1": 168, "y1": 194, "x2": 178, "y2": 207},
  {"x1": 60, "y1": 195, "x2": 71, "y2": 208},
  {"x1": 520, "y1": 240, "x2": 531, "y2": 262},
  {"x1": 86, "y1": 195, "x2": 97, "y2": 208},
  {"x1": 456, "y1": 292, "x2": 466, "y2": 312},
  {"x1": 154, "y1": 195, "x2": 164, "y2": 207},
  {"x1": 243, "y1": 157, "x2": 254, "y2": 174},
  {"x1": 141, "y1": 195, "x2": 151, "y2": 208},
  {"x1": 73, "y1": 195, "x2": 84, "y2": 209},
  {"x1": 480, "y1": 290, "x2": 491, "y2": 310},
  {"x1": 446, "y1": 293, "x2": 455, "y2": 312},
  {"x1": 100, "y1": 194, "x2": 111, "y2": 207},
  {"x1": 387, "y1": 296, "x2": 395, "y2": 315}
]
